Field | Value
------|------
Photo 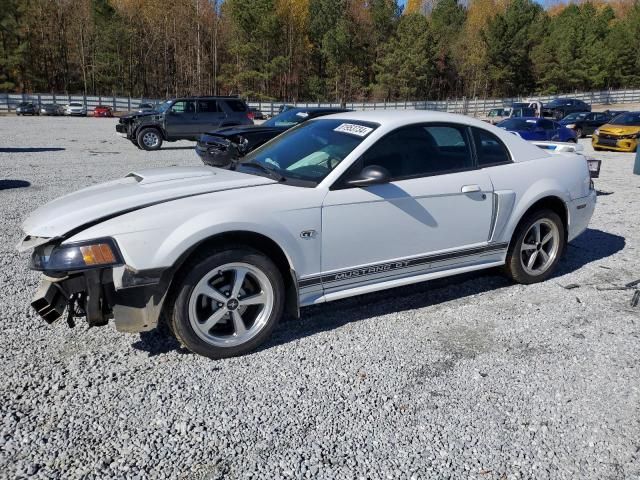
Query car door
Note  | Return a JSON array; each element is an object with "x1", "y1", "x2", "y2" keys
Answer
[
  {"x1": 537, "y1": 119, "x2": 557, "y2": 140},
  {"x1": 321, "y1": 123, "x2": 495, "y2": 294},
  {"x1": 197, "y1": 99, "x2": 227, "y2": 133},
  {"x1": 525, "y1": 119, "x2": 548, "y2": 140},
  {"x1": 164, "y1": 100, "x2": 197, "y2": 138}
]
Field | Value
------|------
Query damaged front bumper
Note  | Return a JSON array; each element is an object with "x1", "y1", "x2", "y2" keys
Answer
[{"x1": 31, "y1": 266, "x2": 170, "y2": 333}]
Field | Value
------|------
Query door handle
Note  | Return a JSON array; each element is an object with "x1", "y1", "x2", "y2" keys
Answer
[{"x1": 461, "y1": 184, "x2": 481, "y2": 193}]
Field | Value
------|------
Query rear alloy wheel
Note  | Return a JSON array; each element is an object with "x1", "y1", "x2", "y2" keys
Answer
[
  {"x1": 137, "y1": 128, "x2": 163, "y2": 150},
  {"x1": 504, "y1": 209, "x2": 565, "y2": 284},
  {"x1": 170, "y1": 249, "x2": 284, "y2": 359},
  {"x1": 575, "y1": 127, "x2": 583, "y2": 138}
]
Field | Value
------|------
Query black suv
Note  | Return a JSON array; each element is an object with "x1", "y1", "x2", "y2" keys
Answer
[
  {"x1": 542, "y1": 98, "x2": 591, "y2": 120},
  {"x1": 196, "y1": 107, "x2": 349, "y2": 167},
  {"x1": 116, "y1": 96, "x2": 253, "y2": 150}
]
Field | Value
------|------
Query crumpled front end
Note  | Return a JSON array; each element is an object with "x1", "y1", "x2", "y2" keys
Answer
[{"x1": 25, "y1": 236, "x2": 170, "y2": 332}]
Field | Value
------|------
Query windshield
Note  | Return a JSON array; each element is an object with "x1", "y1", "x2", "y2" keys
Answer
[
  {"x1": 547, "y1": 99, "x2": 567, "y2": 106},
  {"x1": 237, "y1": 119, "x2": 378, "y2": 184},
  {"x1": 609, "y1": 112, "x2": 640, "y2": 126},
  {"x1": 69, "y1": 102, "x2": 83, "y2": 106},
  {"x1": 264, "y1": 109, "x2": 312, "y2": 128},
  {"x1": 498, "y1": 119, "x2": 538, "y2": 131},
  {"x1": 563, "y1": 112, "x2": 588, "y2": 121},
  {"x1": 156, "y1": 100, "x2": 173, "y2": 113}
]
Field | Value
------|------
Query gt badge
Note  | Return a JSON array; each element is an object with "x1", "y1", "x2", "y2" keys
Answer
[{"x1": 300, "y1": 230, "x2": 317, "y2": 239}]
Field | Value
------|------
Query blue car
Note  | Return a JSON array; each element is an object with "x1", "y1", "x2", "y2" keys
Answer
[{"x1": 497, "y1": 117, "x2": 577, "y2": 143}]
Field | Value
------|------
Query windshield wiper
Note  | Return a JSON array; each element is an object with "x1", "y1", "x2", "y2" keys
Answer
[{"x1": 240, "y1": 161, "x2": 286, "y2": 182}]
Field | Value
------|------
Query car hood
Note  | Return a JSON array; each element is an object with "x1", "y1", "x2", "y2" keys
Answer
[
  {"x1": 597, "y1": 124, "x2": 640, "y2": 135},
  {"x1": 202, "y1": 124, "x2": 285, "y2": 138},
  {"x1": 120, "y1": 111, "x2": 158, "y2": 121},
  {"x1": 21, "y1": 167, "x2": 276, "y2": 240}
]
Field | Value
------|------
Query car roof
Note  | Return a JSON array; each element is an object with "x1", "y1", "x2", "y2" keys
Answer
[
  {"x1": 296, "y1": 107, "x2": 350, "y2": 113},
  {"x1": 319, "y1": 109, "x2": 514, "y2": 129}
]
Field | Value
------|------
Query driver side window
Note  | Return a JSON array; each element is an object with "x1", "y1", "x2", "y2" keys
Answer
[
  {"x1": 360, "y1": 124, "x2": 473, "y2": 180},
  {"x1": 171, "y1": 101, "x2": 195, "y2": 114}
]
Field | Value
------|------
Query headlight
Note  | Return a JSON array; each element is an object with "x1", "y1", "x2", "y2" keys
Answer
[
  {"x1": 594, "y1": 129, "x2": 599, "y2": 136},
  {"x1": 565, "y1": 124, "x2": 576, "y2": 128},
  {"x1": 31, "y1": 238, "x2": 123, "y2": 272}
]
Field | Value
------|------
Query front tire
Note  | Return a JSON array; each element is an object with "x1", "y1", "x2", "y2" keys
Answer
[
  {"x1": 137, "y1": 127, "x2": 163, "y2": 150},
  {"x1": 504, "y1": 209, "x2": 565, "y2": 284},
  {"x1": 169, "y1": 248, "x2": 285, "y2": 359}
]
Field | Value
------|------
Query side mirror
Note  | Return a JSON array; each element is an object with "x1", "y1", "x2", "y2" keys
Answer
[{"x1": 345, "y1": 165, "x2": 391, "y2": 187}]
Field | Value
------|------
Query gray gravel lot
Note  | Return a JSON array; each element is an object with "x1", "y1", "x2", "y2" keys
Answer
[{"x1": 0, "y1": 116, "x2": 639, "y2": 479}]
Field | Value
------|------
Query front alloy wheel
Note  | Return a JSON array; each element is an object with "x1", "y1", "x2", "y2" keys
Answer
[
  {"x1": 188, "y1": 263, "x2": 274, "y2": 348},
  {"x1": 170, "y1": 249, "x2": 284, "y2": 359}
]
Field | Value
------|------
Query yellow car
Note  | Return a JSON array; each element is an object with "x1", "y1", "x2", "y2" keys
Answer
[{"x1": 592, "y1": 111, "x2": 640, "y2": 152}]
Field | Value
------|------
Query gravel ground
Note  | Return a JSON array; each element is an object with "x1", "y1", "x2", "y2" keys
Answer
[{"x1": 0, "y1": 116, "x2": 639, "y2": 480}]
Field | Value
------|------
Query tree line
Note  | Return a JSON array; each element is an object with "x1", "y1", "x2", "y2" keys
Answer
[{"x1": 1, "y1": 0, "x2": 639, "y2": 102}]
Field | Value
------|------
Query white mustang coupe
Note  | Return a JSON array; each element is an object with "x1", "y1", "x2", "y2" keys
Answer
[{"x1": 20, "y1": 111, "x2": 596, "y2": 359}]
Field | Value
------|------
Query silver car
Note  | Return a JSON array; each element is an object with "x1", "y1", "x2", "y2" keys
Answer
[{"x1": 64, "y1": 102, "x2": 87, "y2": 116}]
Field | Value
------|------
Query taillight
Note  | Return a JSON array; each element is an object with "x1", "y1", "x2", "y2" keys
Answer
[{"x1": 247, "y1": 111, "x2": 254, "y2": 120}]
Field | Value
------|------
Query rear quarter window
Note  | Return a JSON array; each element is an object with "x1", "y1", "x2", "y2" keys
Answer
[{"x1": 472, "y1": 128, "x2": 512, "y2": 167}]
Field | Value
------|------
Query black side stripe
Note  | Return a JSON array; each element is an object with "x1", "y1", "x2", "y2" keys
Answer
[{"x1": 298, "y1": 242, "x2": 508, "y2": 289}]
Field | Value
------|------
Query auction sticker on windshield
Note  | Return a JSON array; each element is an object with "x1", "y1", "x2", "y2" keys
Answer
[{"x1": 334, "y1": 123, "x2": 374, "y2": 137}]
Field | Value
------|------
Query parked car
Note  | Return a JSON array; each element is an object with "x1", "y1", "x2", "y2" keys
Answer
[
  {"x1": 542, "y1": 98, "x2": 591, "y2": 120},
  {"x1": 247, "y1": 107, "x2": 265, "y2": 121},
  {"x1": 20, "y1": 111, "x2": 596, "y2": 359},
  {"x1": 591, "y1": 111, "x2": 640, "y2": 152},
  {"x1": 510, "y1": 107, "x2": 537, "y2": 118},
  {"x1": 93, "y1": 105, "x2": 114, "y2": 117},
  {"x1": 485, "y1": 108, "x2": 510, "y2": 124},
  {"x1": 65, "y1": 102, "x2": 87, "y2": 116},
  {"x1": 196, "y1": 107, "x2": 349, "y2": 167},
  {"x1": 40, "y1": 104, "x2": 65, "y2": 116},
  {"x1": 115, "y1": 96, "x2": 253, "y2": 150},
  {"x1": 16, "y1": 102, "x2": 39, "y2": 116},
  {"x1": 559, "y1": 111, "x2": 611, "y2": 138},
  {"x1": 498, "y1": 117, "x2": 577, "y2": 142}
]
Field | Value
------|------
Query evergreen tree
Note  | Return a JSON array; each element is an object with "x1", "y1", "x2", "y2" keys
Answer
[
  {"x1": 430, "y1": 0, "x2": 466, "y2": 97},
  {"x1": 375, "y1": 13, "x2": 435, "y2": 100},
  {"x1": 482, "y1": 0, "x2": 542, "y2": 96}
]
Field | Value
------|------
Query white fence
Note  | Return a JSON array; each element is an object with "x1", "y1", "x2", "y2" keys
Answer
[{"x1": 2, "y1": 89, "x2": 640, "y2": 116}]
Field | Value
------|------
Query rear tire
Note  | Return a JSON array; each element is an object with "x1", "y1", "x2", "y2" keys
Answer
[
  {"x1": 503, "y1": 209, "x2": 565, "y2": 284},
  {"x1": 169, "y1": 248, "x2": 284, "y2": 359},
  {"x1": 137, "y1": 128, "x2": 163, "y2": 150}
]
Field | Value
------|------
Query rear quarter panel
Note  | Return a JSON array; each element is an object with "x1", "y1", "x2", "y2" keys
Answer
[{"x1": 486, "y1": 153, "x2": 590, "y2": 244}]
